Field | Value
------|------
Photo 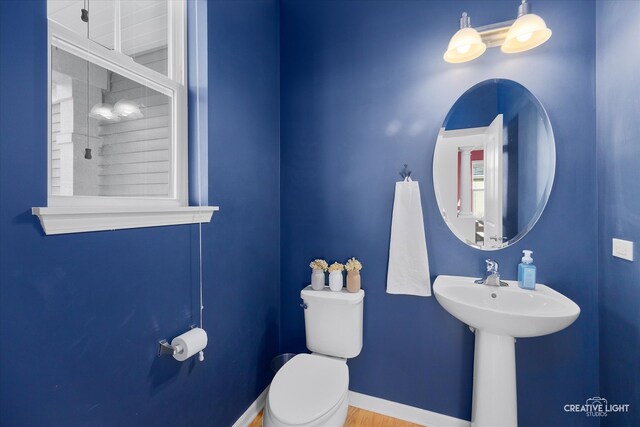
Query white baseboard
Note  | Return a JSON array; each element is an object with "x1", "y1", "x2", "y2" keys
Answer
[
  {"x1": 348, "y1": 391, "x2": 470, "y2": 427},
  {"x1": 232, "y1": 387, "x2": 269, "y2": 427},
  {"x1": 230, "y1": 386, "x2": 470, "y2": 427}
]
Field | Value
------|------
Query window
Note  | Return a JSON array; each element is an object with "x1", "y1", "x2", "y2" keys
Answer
[
  {"x1": 33, "y1": 0, "x2": 216, "y2": 234},
  {"x1": 471, "y1": 159, "x2": 485, "y2": 219}
]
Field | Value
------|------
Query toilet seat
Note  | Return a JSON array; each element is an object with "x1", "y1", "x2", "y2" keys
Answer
[{"x1": 267, "y1": 354, "x2": 349, "y2": 426}]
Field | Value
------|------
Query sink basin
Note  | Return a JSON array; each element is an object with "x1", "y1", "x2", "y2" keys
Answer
[
  {"x1": 433, "y1": 275, "x2": 580, "y2": 427},
  {"x1": 433, "y1": 275, "x2": 580, "y2": 337}
]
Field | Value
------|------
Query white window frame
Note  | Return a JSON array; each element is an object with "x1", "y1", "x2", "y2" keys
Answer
[{"x1": 33, "y1": 0, "x2": 217, "y2": 235}]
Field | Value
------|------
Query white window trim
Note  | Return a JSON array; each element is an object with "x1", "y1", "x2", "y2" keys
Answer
[
  {"x1": 32, "y1": 206, "x2": 218, "y2": 235},
  {"x1": 34, "y1": 1, "x2": 217, "y2": 235}
]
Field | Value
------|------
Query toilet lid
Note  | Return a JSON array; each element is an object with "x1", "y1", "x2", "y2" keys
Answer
[{"x1": 269, "y1": 354, "x2": 349, "y2": 425}]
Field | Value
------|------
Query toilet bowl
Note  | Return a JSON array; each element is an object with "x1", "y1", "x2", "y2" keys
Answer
[
  {"x1": 263, "y1": 354, "x2": 349, "y2": 427},
  {"x1": 264, "y1": 287, "x2": 364, "y2": 427}
]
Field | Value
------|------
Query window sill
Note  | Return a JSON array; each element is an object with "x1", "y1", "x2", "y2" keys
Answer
[{"x1": 31, "y1": 206, "x2": 219, "y2": 235}]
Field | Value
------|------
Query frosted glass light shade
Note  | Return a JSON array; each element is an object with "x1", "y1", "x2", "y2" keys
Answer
[
  {"x1": 89, "y1": 103, "x2": 119, "y2": 121},
  {"x1": 114, "y1": 99, "x2": 143, "y2": 119},
  {"x1": 501, "y1": 13, "x2": 552, "y2": 53},
  {"x1": 444, "y1": 27, "x2": 487, "y2": 63}
]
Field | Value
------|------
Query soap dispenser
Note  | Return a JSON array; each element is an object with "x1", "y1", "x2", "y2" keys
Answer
[{"x1": 518, "y1": 250, "x2": 536, "y2": 290}]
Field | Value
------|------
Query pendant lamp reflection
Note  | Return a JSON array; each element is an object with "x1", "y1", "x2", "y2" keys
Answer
[
  {"x1": 114, "y1": 99, "x2": 143, "y2": 118},
  {"x1": 89, "y1": 103, "x2": 119, "y2": 121},
  {"x1": 89, "y1": 100, "x2": 144, "y2": 122}
]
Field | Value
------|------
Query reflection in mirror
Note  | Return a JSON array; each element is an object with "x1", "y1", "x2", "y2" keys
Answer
[
  {"x1": 433, "y1": 79, "x2": 555, "y2": 250},
  {"x1": 51, "y1": 46, "x2": 171, "y2": 197},
  {"x1": 88, "y1": 0, "x2": 116, "y2": 51},
  {"x1": 47, "y1": 0, "x2": 169, "y2": 75},
  {"x1": 121, "y1": 0, "x2": 169, "y2": 75}
]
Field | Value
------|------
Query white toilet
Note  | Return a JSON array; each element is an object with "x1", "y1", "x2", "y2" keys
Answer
[{"x1": 263, "y1": 286, "x2": 365, "y2": 427}]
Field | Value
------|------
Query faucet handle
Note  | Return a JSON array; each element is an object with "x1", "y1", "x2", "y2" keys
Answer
[{"x1": 485, "y1": 259, "x2": 498, "y2": 273}]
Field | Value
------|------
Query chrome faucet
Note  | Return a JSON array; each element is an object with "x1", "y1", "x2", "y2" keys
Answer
[{"x1": 475, "y1": 259, "x2": 508, "y2": 287}]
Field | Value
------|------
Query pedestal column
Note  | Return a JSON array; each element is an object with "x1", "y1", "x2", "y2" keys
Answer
[{"x1": 471, "y1": 330, "x2": 518, "y2": 427}]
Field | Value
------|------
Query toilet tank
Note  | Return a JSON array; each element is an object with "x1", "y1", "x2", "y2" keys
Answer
[{"x1": 300, "y1": 286, "x2": 365, "y2": 359}]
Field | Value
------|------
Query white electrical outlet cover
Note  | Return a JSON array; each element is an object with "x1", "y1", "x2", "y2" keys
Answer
[{"x1": 612, "y1": 238, "x2": 634, "y2": 261}]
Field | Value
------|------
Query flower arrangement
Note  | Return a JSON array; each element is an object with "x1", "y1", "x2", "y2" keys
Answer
[
  {"x1": 327, "y1": 262, "x2": 345, "y2": 272},
  {"x1": 345, "y1": 257, "x2": 362, "y2": 292},
  {"x1": 345, "y1": 257, "x2": 362, "y2": 272},
  {"x1": 309, "y1": 259, "x2": 328, "y2": 271}
]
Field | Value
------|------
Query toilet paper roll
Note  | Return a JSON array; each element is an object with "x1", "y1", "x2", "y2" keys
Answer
[{"x1": 171, "y1": 328, "x2": 208, "y2": 362}]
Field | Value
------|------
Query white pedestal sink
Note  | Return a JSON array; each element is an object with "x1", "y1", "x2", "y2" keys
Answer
[{"x1": 433, "y1": 275, "x2": 580, "y2": 427}]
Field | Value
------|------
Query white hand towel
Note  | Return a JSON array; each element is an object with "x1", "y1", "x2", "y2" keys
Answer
[{"x1": 386, "y1": 177, "x2": 431, "y2": 297}]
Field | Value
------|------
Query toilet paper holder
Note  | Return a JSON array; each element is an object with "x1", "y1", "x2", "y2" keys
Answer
[
  {"x1": 157, "y1": 339, "x2": 183, "y2": 357},
  {"x1": 157, "y1": 324, "x2": 196, "y2": 358}
]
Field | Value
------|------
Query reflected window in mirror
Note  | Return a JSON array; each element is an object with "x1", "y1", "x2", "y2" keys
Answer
[
  {"x1": 456, "y1": 149, "x2": 485, "y2": 220},
  {"x1": 471, "y1": 157, "x2": 485, "y2": 219}
]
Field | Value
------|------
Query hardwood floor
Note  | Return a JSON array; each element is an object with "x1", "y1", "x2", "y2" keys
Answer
[
  {"x1": 344, "y1": 407, "x2": 423, "y2": 426},
  {"x1": 248, "y1": 410, "x2": 263, "y2": 427},
  {"x1": 248, "y1": 406, "x2": 424, "y2": 427}
]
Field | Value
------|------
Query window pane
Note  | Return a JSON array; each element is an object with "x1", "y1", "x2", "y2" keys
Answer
[
  {"x1": 121, "y1": 0, "x2": 169, "y2": 76},
  {"x1": 88, "y1": 0, "x2": 116, "y2": 50},
  {"x1": 47, "y1": 1, "x2": 116, "y2": 50},
  {"x1": 51, "y1": 46, "x2": 172, "y2": 198},
  {"x1": 47, "y1": 0, "x2": 87, "y2": 38}
]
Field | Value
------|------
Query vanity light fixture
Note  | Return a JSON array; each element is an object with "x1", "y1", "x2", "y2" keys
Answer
[
  {"x1": 444, "y1": 0, "x2": 552, "y2": 63},
  {"x1": 443, "y1": 12, "x2": 487, "y2": 64},
  {"x1": 501, "y1": 0, "x2": 552, "y2": 53}
]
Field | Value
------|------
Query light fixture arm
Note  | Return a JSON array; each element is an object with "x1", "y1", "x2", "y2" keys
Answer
[
  {"x1": 454, "y1": 12, "x2": 515, "y2": 48},
  {"x1": 475, "y1": 20, "x2": 516, "y2": 48},
  {"x1": 458, "y1": 0, "x2": 533, "y2": 50},
  {"x1": 459, "y1": 12, "x2": 471, "y2": 29},
  {"x1": 517, "y1": 0, "x2": 531, "y2": 18}
]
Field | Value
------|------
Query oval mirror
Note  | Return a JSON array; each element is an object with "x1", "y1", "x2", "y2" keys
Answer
[{"x1": 433, "y1": 79, "x2": 555, "y2": 250}]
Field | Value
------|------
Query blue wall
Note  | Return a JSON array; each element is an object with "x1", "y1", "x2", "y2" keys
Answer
[
  {"x1": 597, "y1": 1, "x2": 640, "y2": 426},
  {"x1": 280, "y1": 1, "x2": 599, "y2": 425},
  {"x1": 444, "y1": 81, "x2": 498, "y2": 130},
  {"x1": 0, "y1": 1, "x2": 280, "y2": 426}
]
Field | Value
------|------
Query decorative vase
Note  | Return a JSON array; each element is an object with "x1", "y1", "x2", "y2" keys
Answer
[
  {"x1": 346, "y1": 270, "x2": 361, "y2": 293},
  {"x1": 311, "y1": 269, "x2": 325, "y2": 290},
  {"x1": 328, "y1": 271, "x2": 344, "y2": 291}
]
